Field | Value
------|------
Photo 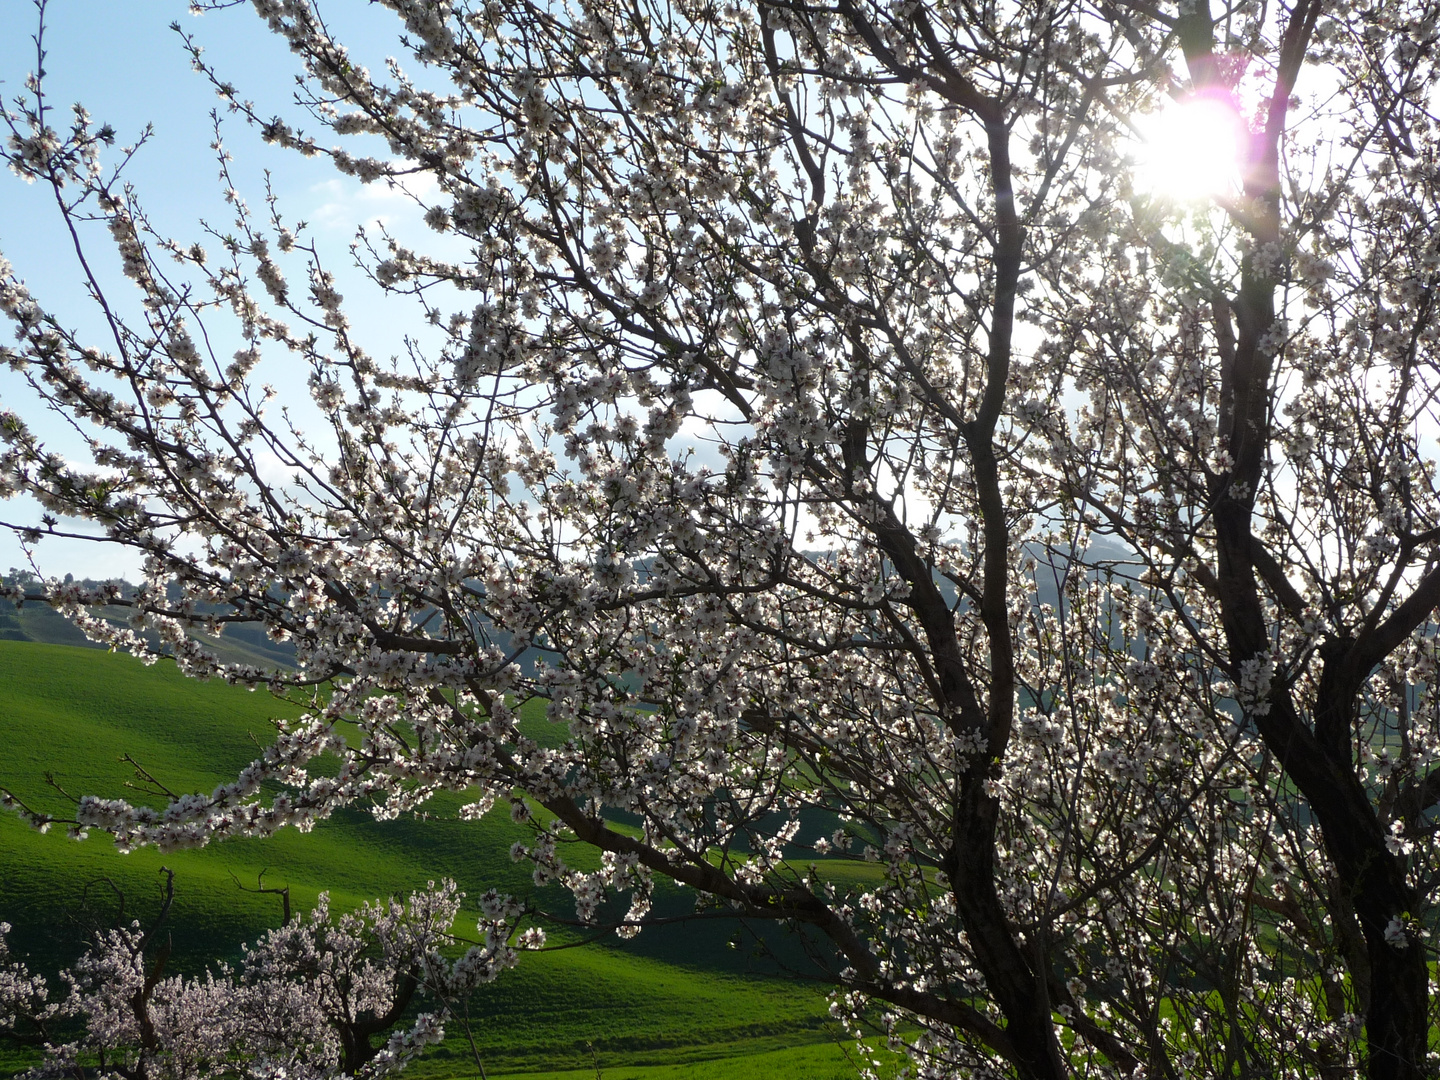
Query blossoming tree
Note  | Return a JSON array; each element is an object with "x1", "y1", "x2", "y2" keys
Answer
[
  {"x1": 1, "y1": 874, "x2": 510, "y2": 1078},
  {"x1": 2, "y1": 0, "x2": 1438, "y2": 1075}
]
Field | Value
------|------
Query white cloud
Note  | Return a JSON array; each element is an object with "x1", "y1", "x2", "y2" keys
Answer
[{"x1": 307, "y1": 167, "x2": 440, "y2": 233}]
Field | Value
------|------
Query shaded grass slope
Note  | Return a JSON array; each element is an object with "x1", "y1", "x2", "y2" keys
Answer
[{"x1": 0, "y1": 595, "x2": 296, "y2": 670}]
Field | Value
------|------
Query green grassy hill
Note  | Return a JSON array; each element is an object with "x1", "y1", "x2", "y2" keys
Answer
[{"x1": 0, "y1": 641, "x2": 861, "y2": 1079}]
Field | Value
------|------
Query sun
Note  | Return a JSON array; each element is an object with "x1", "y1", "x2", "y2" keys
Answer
[{"x1": 1132, "y1": 92, "x2": 1247, "y2": 202}]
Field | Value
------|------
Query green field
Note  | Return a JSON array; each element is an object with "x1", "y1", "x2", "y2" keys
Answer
[{"x1": 0, "y1": 641, "x2": 860, "y2": 1078}]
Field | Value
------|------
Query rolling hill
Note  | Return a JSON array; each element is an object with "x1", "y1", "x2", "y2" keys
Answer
[{"x1": 0, "y1": 640, "x2": 868, "y2": 1079}]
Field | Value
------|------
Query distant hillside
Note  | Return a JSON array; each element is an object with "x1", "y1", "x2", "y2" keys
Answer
[
  {"x1": 0, "y1": 595, "x2": 94, "y2": 647},
  {"x1": 0, "y1": 537, "x2": 1142, "y2": 677},
  {"x1": 0, "y1": 575, "x2": 296, "y2": 670}
]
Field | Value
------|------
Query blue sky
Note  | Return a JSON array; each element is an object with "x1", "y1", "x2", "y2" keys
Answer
[{"x1": 0, "y1": 1, "x2": 448, "y2": 581}]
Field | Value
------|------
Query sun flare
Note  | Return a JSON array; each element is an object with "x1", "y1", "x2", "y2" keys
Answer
[{"x1": 1133, "y1": 93, "x2": 1246, "y2": 201}]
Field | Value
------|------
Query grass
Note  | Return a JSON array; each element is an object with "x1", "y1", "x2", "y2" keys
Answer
[
  {"x1": 0, "y1": 641, "x2": 848, "y2": 1078},
  {"x1": 472, "y1": 1039, "x2": 884, "y2": 1080}
]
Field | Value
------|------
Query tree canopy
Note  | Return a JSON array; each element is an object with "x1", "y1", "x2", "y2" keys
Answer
[{"x1": 3, "y1": 0, "x2": 1440, "y2": 1076}]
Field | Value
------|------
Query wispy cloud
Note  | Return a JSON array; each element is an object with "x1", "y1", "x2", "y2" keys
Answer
[{"x1": 307, "y1": 168, "x2": 440, "y2": 233}]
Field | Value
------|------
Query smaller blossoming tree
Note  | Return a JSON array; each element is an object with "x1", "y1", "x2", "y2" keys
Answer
[{"x1": 0, "y1": 873, "x2": 511, "y2": 1079}]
